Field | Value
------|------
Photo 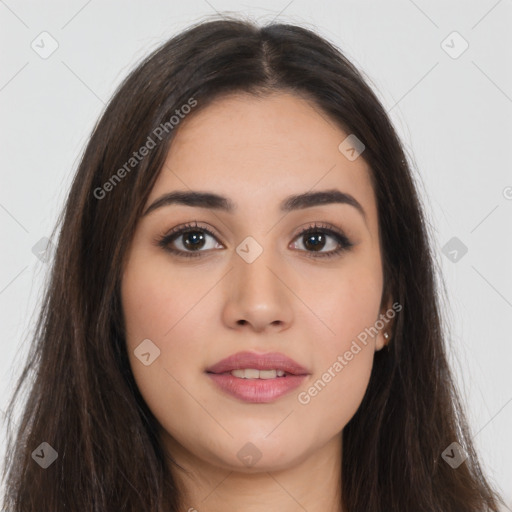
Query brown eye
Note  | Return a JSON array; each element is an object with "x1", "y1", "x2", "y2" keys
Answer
[
  {"x1": 157, "y1": 223, "x2": 224, "y2": 258},
  {"x1": 180, "y1": 230, "x2": 207, "y2": 251},
  {"x1": 290, "y1": 224, "x2": 353, "y2": 259},
  {"x1": 302, "y1": 232, "x2": 329, "y2": 251}
]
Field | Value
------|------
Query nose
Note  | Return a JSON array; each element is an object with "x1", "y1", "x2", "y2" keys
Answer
[{"x1": 221, "y1": 246, "x2": 294, "y2": 333}]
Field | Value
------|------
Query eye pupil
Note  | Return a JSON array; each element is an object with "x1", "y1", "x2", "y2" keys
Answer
[
  {"x1": 304, "y1": 232, "x2": 325, "y2": 251},
  {"x1": 183, "y1": 231, "x2": 206, "y2": 250}
]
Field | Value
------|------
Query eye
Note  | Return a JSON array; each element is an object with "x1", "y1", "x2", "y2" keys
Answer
[
  {"x1": 156, "y1": 221, "x2": 223, "y2": 258},
  {"x1": 289, "y1": 222, "x2": 354, "y2": 259},
  {"x1": 156, "y1": 221, "x2": 354, "y2": 259}
]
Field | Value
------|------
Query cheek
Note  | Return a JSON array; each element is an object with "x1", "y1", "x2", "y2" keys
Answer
[
  {"x1": 293, "y1": 258, "x2": 382, "y2": 423},
  {"x1": 121, "y1": 249, "x2": 216, "y2": 422},
  {"x1": 297, "y1": 285, "x2": 377, "y2": 431},
  {"x1": 298, "y1": 253, "x2": 383, "y2": 351},
  {"x1": 121, "y1": 248, "x2": 211, "y2": 343},
  {"x1": 299, "y1": 339, "x2": 375, "y2": 424}
]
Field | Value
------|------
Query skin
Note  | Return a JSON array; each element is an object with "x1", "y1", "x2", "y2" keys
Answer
[{"x1": 121, "y1": 91, "x2": 393, "y2": 512}]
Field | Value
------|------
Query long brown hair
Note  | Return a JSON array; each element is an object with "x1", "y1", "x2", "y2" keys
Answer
[{"x1": 1, "y1": 17, "x2": 504, "y2": 511}]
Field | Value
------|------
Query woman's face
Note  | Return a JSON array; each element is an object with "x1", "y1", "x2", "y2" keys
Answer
[{"x1": 121, "y1": 91, "x2": 390, "y2": 473}]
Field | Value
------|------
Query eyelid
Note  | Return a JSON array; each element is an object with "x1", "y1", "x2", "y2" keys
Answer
[
  {"x1": 160, "y1": 221, "x2": 223, "y2": 244},
  {"x1": 291, "y1": 221, "x2": 346, "y2": 240}
]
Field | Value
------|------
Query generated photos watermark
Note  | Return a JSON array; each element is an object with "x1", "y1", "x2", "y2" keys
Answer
[
  {"x1": 93, "y1": 97, "x2": 197, "y2": 200},
  {"x1": 297, "y1": 301, "x2": 402, "y2": 405}
]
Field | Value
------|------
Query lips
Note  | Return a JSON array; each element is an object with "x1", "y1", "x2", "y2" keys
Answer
[
  {"x1": 205, "y1": 351, "x2": 310, "y2": 403},
  {"x1": 205, "y1": 351, "x2": 309, "y2": 376}
]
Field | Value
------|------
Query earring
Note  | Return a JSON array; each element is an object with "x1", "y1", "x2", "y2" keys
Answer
[{"x1": 383, "y1": 332, "x2": 391, "y2": 351}]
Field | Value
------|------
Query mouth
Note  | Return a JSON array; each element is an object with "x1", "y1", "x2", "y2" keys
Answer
[{"x1": 205, "y1": 351, "x2": 310, "y2": 403}]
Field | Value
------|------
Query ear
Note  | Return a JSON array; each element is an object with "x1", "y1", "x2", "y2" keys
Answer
[{"x1": 375, "y1": 295, "x2": 395, "y2": 352}]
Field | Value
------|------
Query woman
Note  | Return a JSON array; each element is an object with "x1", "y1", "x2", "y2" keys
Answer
[{"x1": 1, "y1": 17, "x2": 504, "y2": 512}]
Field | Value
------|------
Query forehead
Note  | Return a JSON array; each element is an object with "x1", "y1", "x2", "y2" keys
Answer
[{"x1": 148, "y1": 92, "x2": 377, "y2": 224}]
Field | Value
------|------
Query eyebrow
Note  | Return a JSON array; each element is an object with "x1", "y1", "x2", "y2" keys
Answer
[{"x1": 143, "y1": 188, "x2": 366, "y2": 220}]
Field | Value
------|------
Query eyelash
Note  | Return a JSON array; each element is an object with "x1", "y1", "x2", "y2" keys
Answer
[{"x1": 155, "y1": 221, "x2": 354, "y2": 260}]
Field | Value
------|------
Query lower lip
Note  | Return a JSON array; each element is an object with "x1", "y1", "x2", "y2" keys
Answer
[{"x1": 206, "y1": 372, "x2": 308, "y2": 403}]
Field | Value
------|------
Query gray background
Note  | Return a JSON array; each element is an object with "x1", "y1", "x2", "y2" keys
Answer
[{"x1": 1, "y1": 0, "x2": 511, "y2": 507}]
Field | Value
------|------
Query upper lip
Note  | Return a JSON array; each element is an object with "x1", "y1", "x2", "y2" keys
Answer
[{"x1": 206, "y1": 351, "x2": 310, "y2": 376}]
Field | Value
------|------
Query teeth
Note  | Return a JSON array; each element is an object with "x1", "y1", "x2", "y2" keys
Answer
[{"x1": 230, "y1": 369, "x2": 287, "y2": 379}]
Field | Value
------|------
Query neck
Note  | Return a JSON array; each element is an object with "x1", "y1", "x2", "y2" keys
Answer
[{"x1": 162, "y1": 432, "x2": 344, "y2": 512}]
